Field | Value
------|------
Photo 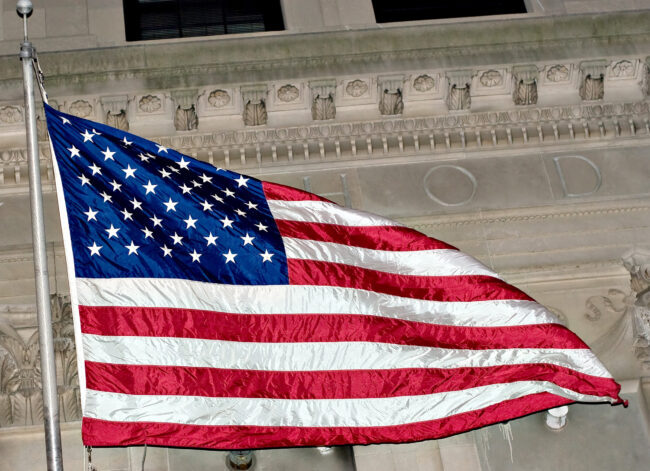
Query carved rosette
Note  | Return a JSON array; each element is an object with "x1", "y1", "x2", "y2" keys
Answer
[
  {"x1": 277, "y1": 84, "x2": 300, "y2": 103},
  {"x1": 68, "y1": 100, "x2": 93, "y2": 118},
  {"x1": 345, "y1": 80, "x2": 368, "y2": 98},
  {"x1": 479, "y1": 70, "x2": 503, "y2": 87},
  {"x1": 138, "y1": 95, "x2": 162, "y2": 113},
  {"x1": 208, "y1": 90, "x2": 231, "y2": 108},
  {"x1": 0, "y1": 106, "x2": 23, "y2": 125},
  {"x1": 413, "y1": 74, "x2": 435, "y2": 92},
  {"x1": 546, "y1": 65, "x2": 570, "y2": 82},
  {"x1": 611, "y1": 60, "x2": 635, "y2": 78}
]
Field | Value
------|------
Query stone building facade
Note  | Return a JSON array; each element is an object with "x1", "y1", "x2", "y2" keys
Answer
[{"x1": 0, "y1": 0, "x2": 650, "y2": 469}]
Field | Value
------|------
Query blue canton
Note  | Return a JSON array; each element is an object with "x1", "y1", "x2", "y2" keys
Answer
[{"x1": 45, "y1": 104, "x2": 288, "y2": 285}]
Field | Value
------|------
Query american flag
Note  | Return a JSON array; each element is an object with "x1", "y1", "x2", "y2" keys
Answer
[{"x1": 44, "y1": 103, "x2": 624, "y2": 450}]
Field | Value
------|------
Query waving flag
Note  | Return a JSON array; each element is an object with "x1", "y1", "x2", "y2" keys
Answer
[{"x1": 44, "y1": 103, "x2": 624, "y2": 450}]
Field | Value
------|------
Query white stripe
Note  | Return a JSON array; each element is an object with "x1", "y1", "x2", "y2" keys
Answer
[
  {"x1": 84, "y1": 382, "x2": 611, "y2": 428},
  {"x1": 82, "y1": 334, "x2": 612, "y2": 379},
  {"x1": 268, "y1": 200, "x2": 402, "y2": 227},
  {"x1": 283, "y1": 238, "x2": 498, "y2": 278},
  {"x1": 77, "y1": 277, "x2": 561, "y2": 328}
]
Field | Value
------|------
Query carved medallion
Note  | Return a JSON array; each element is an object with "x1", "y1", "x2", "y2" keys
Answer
[
  {"x1": 345, "y1": 79, "x2": 368, "y2": 97},
  {"x1": 139, "y1": 95, "x2": 162, "y2": 113},
  {"x1": 479, "y1": 70, "x2": 503, "y2": 87},
  {"x1": 208, "y1": 90, "x2": 231, "y2": 108},
  {"x1": 611, "y1": 60, "x2": 635, "y2": 78},
  {"x1": 413, "y1": 74, "x2": 435, "y2": 92},
  {"x1": 277, "y1": 84, "x2": 300, "y2": 102},
  {"x1": 69, "y1": 100, "x2": 93, "y2": 118},
  {"x1": 546, "y1": 65, "x2": 570, "y2": 82},
  {"x1": 0, "y1": 106, "x2": 23, "y2": 124}
]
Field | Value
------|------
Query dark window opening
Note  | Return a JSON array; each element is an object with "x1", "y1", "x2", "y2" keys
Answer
[
  {"x1": 123, "y1": 0, "x2": 284, "y2": 42},
  {"x1": 371, "y1": 0, "x2": 527, "y2": 23}
]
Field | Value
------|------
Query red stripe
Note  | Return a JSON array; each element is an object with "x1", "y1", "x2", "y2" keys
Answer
[
  {"x1": 276, "y1": 219, "x2": 456, "y2": 251},
  {"x1": 79, "y1": 305, "x2": 586, "y2": 350},
  {"x1": 288, "y1": 259, "x2": 533, "y2": 302},
  {"x1": 263, "y1": 181, "x2": 332, "y2": 202},
  {"x1": 85, "y1": 361, "x2": 622, "y2": 401},
  {"x1": 82, "y1": 393, "x2": 576, "y2": 449}
]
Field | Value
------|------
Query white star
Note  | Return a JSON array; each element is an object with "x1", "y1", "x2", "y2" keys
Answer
[
  {"x1": 159, "y1": 168, "x2": 171, "y2": 178},
  {"x1": 170, "y1": 232, "x2": 184, "y2": 245},
  {"x1": 87, "y1": 242, "x2": 102, "y2": 256},
  {"x1": 138, "y1": 153, "x2": 151, "y2": 162},
  {"x1": 169, "y1": 166, "x2": 180, "y2": 174},
  {"x1": 212, "y1": 194, "x2": 224, "y2": 203},
  {"x1": 105, "y1": 224, "x2": 120, "y2": 239},
  {"x1": 234, "y1": 209, "x2": 246, "y2": 217},
  {"x1": 179, "y1": 183, "x2": 192, "y2": 194},
  {"x1": 235, "y1": 175, "x2": 249, "y2": 187},
  {"x1": 122, "y1": 165, "x2": 136, "y2": 179},
  {"x1": 163, "y1": 198, "x2": 178, "y2": 212},
  {"x1": 200, "y1": 200, "x2": 213, "y2": 212},
  {"x1": 81, "y1": 129, "x2": 95, "y2": 142},
  {"x1": 100, "y1": 191, "x2": 112, "y2": 203},
  {"x1": 241, "y1": 233, "x2": 255, "y2": 246},
  {"x1": 81, "y1": 159, "x2": 97, "y2": 178},
  {"x1": 142, "y1": 227, "x2": 154, "y2": 239},
  {"x1": 223, "y1": 250, "x2": 237, "y2": 264},
  {"x1": 122, "y1": 137, "x2": 132, "y2": 146},
  {"x1": 260, "y1": 250, "x2": 274, "y2": 263},
  {"x1": 222, "y1": 188, "x2": 235, "y2": 198},
  {"x1": 156, "y1": 144, "x2": 168, "y2": 153},
  {"x1": 109, "y1": 180, "x2": 122, "y2": 192},
  {"x1": 121, "y1": 209, "x2": 133, "y2": 221},
  {"x1": 192, "y1": 180, "x2": 202, "y2": 188},
  {"x1": 78, "y1": 174, "x2": 91, "y2": 186},
  {"x1": 246, "y1": 201, "x2": 258, "y2": 210},
  {"x1": 92, "y1": 128, "x2": 102, "y2": 136},
  {"x1": 150, "y1": 215, "x2": 163, "y2": 227},
  {"x1": 88, "y1": 163, "x2": 102, "y2": 176},
  {"x1": 143, "y1": 181, "x2": 157, "y2": 195},
  {"x1": 204, "y1": 232, "x2": 218, "y2": 246},
  {"x1": 125, "y1": 241, "x2": 140, "y2": 255},
  {"x1": 61, "y1": 116, "x2": 71, "y2": 125},
  {"x1": 189, "y1": 250, "x2": 202, "y2": 263},
  {"x1": 200, "y1": 174, "x2": 213, "y2": 184},
  {"x1": 68, "y1": 145, "x2": 80, "y2": 158},
  {"x1": 102, "y1": 147, "x2": 115, "y2": 161},
  {"x1": 130, "y1": 197, "x2": 142, "y2": 210},
  {"x1": 220, "y1": 216, "x2": 234, "y2": 228},
  {"x1": 84, "y1": 207, "x2": 98, "y2": 221},
  {"x1": 177, "y1": 157, "x2": 190, "y2": 169},
  {"x1": 161, "y1": 245, "x2": 172, "y2": 257},
  {"x1": 184, "y1": 215, "x2": 198, "y2": 229},
  {"x1": 256, "y1": 222, "x2": 268, "y2": 232}
]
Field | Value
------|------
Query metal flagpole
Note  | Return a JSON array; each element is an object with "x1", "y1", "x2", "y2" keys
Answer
[{"x1": 17, "y1": 1, "x2": 64, "y2": 469}]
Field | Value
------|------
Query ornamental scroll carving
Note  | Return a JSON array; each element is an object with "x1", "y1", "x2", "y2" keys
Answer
[
  {"x1": 0, "y1": 295, "x2": 80, "y2": 427},
  {"x1": 241, "y1": 85, "x2": 268, "y2": 126}
]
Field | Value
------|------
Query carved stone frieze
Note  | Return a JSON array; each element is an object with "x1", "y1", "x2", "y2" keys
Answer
[
  {"x1": 446, "y1": 71, "x2": 472, "y2": 110},
  {"x1": 378, "y1": 75, "x2": 405, "y2": 115},
  {"x1": 241, "y1": 84, "x2": 268, "y2": 127},
  {"x1": 513, "y1": 65, "x2": 539, "y2": 106},
  {"x1": 101, "y1": 95, "x2": 130, "y2": 132},
  {"x1": 171, "y1": 89, "x2": 199, "y2": 131},
  {"x1": 580, "y1": 60, "x2": 607, "y2": 101},
  {"x1": 309, "y1": 80, "x2": 337, "y2": 121},
  {"x1": 611, "y1": 60, "x2": 635, "y2": 78},
  {"x1": 0, "y1": 295, "x2": 80, "y2": 427}
]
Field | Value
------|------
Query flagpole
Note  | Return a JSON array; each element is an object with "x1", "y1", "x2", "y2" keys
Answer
[{"x1": 17, "y1": 1, "x2": 64, "y2": 470}]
